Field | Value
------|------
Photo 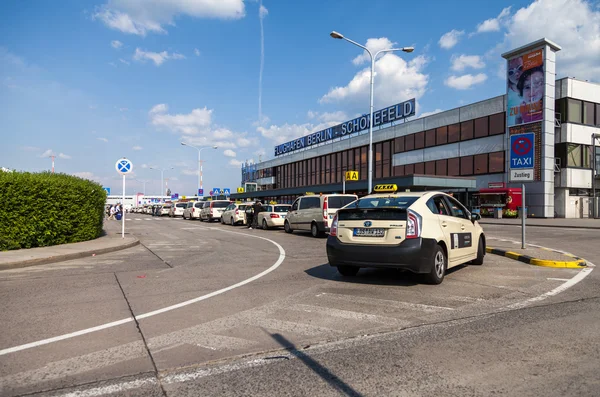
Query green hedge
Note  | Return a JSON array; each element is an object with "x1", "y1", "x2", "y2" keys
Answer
[{"x1": 0, "y1": 171, "x2": 107, "y2": 250}]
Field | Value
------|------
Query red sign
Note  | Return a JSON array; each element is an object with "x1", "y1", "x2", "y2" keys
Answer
[{"x1": 488, "y1": 182, "x2": 505, "y2": 189}]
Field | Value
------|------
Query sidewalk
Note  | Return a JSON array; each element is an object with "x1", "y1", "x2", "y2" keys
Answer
[
  {"x1": 0, "y1": 220, "x2": 139, "y2": 270},
  {"x1": 480, "y1": 217, "x2": 600, "y2": 230},
  {"x1": 486, "y1": 237, "x2": 586, "y2": 269}
]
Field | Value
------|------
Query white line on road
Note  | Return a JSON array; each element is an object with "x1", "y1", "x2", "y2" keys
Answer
[
  {"x1": 547, "y1": 278, "x2": 570, "y2": 281},
  {"x1": 0, "y1": 227, "x2": 286, "y2": 356},
  {"x1": 60, "y1": 376, "x2": 158, "y2": 397}
]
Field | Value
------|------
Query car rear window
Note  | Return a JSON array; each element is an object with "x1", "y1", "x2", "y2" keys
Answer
[
  {"x1": 176, "y1": 203, "x2": 187, "y2": 208},
  {"x1": 328, "y1": 196, "x2": 357, "y2": 208},
  {"x1": 347, "y1": 196, "x2": 418, "y2": 209},
  {"x1": 238, "y1": 205, "x2": 247, "y2": 210},
  {"x1": 274, "y1": 205, "x2": 290, "y2": 213},
  {"x1": 212, "y1": 201, "x2": 230, "y2": 208},
  {"x1": 194, "y1": 202, "x2": 203, "y2": 208}
]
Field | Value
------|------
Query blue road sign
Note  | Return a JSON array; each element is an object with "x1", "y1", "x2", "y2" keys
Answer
[
  {"x1": 223, "y1": 188, "x2": 231, "y2": 196},
  {"x1": 212, "y1": 188, "x2": 220, "y2": 196},
  {"x1": 171, "y1": 193, "x2": 179, "y2": 200},
  {"x1": 103, "y1": 187, "x2": 111, "y2": 195},
  {"x1": 510, "y1": 133, "x2": 535, "y2": 169},
  {"x1": 198, "y1": 188, "x2": 204, "y2": 195},
  {"x1": 115, "y1": 158, "x2": 133, "y2": 174}
]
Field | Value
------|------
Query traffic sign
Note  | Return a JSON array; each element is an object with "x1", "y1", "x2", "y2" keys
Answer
[
  {"x1": 171, "y1": 193, "x2": 179, "y2": 200},
  {"x1": 345, "y1": 170, "x2": 359, "y2": 181},
  {"x1": 198, "y1": 188, "x2": 204, "y2": 196},
  {"x1": 209, "y1": 190, "x2": 214, "y2": 196},
  {"x1": 237, "y1": 187, "x2": 244, "y2": 193},
  {"x1": 510, "y1": 133, "x2": 535, "y2": 182},
  {"x1": 212, "y1": 188, "x2": 220, "y2": 196},
  {"x1": 103, "y1": 187, "x2": 111, "y2": 195},
  {"x1": 223, "y1": 188, "x2": 231, "y2": 196},
  {"x1": 115, "y1": 158, "x2": 133, "y2": 175}
]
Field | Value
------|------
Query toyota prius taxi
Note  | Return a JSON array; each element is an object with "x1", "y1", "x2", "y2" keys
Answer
[{"x1": 326, "y1": 184, "x2": 485, "y2": 284}]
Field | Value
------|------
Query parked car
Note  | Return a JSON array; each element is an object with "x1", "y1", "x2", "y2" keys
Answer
[
  {"x1": 200, "y1": 200, "x2": 230, "y2": 222},
  {"x1": 169, "y1": 202, "x2": 187, "y2": 217},
  {"x1": 284, "y1": 194, "x2": 358, "y2": 237},
  {"x1": 221, "y1": 203, "x2": 249, "y2": 225},
  {"x1": 183, "y1": 201, "x2": 204, "y2": 219},
  {"x1": 257, "y1": 204, "x2": 292, "y2": 229},
  {"x1": 159, "y1": 204, "x2": 172, "y2": 216}
]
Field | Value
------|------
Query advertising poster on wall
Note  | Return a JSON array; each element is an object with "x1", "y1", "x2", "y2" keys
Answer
[{"x1": 507, "y1": 49, "x2": 544, "y2": 127}]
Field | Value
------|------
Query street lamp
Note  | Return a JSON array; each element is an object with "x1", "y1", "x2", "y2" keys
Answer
[
  {"x1": 149, "y1": 167, "x2": 174, "y2": 197},
  {"x1": 180, "y1": 142, "x2": 218, "y2": 196},
  {"x1": 330, "y1": 30, "x2": 414, "y2": 193}
]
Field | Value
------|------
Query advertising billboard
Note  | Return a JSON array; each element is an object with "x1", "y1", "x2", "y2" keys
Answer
[{"x1": 507, "y1": 49, "x2": 544, "y2": 127}]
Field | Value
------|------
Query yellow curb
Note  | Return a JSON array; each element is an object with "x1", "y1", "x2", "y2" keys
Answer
[
  {"x1": 504, "y1": 251, "x2": 522, "y2": 260},
  {"x1": 528, "y1": 258, "x2": 587, "y2": 269},
  {"x1": 485, "y1": 246, "x2": 586, "y2": 269}
]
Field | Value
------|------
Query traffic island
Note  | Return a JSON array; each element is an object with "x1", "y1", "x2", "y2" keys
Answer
[{"x1": 485, "y1": 238, "x2": 586, "y2": 268}]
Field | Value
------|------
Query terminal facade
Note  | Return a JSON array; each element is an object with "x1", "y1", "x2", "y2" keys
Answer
[{"x1": 238, "y1": 39, "x2": 600, "y2": 218}]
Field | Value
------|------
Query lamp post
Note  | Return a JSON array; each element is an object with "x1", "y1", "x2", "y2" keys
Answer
[
  {"x1": 180, "y1": 143, "x2": 218, "y2": 196},
  {"x1": 330, "y1": 31, "x2": 413, "y2": 193},
  {"x1": 149, "y1": 167, "x2": 174, "y2": 198}
]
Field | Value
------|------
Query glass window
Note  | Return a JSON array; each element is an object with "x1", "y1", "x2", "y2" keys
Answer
[
  {"x1": 584, "y1": 102, "x2": 595, "y2": 126},
  {"x1": 274, "y1": 205, "x2": 291, "y2": 212},
  {"x1": 414, "y1": 162, "x2": 424, "y2": 174},
  {"x1": 425, "y1": 161, "x2": 435, "y2": 175},
  {"x1": 328, "y1": 196, "x2": 357, "y2": 208},
  {"x1": 394, "y1": 165, "x2": 405, "y2": 176},
  {"x1": 299, "y1": 196, "x2": 320, "y2": 209},
  {"x1": 430, "y1": 196, "x2": 450, "y2": 216},
  {"x1": 291, "y1": 200, "x2": 299, "y2": 211},
  {"x1": 555, "y1": 98, "x2": 567, "y2": 123},
  {"x1": 425, "y1": 129, "x2": 436, "y2": 147},
  {"x1": 346, "y1": 196, "x2": 418, "y2": 210},
  {"x1": 405, "y1": 134, "x2": 415, "y2": 151},
  {"x1": 405, "y1": 164, "x2": 414, "y2": 175},
  {"x1": 448, "y1": 157, "x2": 460, "y2": 176},
  {"x1": 489, "y1": 113, "x2": 505, "y2": 135},
  {"x1": 415, "y1": 131, "x2": 425, "y2": 149},
  {"x1": 436, "y1": 159, "x2": 447, "y2": 176},
  {"x1": 597, "y1": 104, "x2": 600, "y2": 125},
  {"x1": 448, "y1": 123, "x2": 460, "y2": 143},
  {"x1": 212, "y1": 201, "x2": 230, "y2": 208},
  {"x1": 436, "y1": 126, "x2": 448, "y2": 145},
  {"x1": 568, "y1": 144, "x2": 583, "y2": 167},
  {"x1": 375, "y1": 143, "x2": 382, "y2": 161},
  {"x1": 474, "y1": 116, "x2": 489, "y2": 138},
  {"x1": 445, "y1": 196, "x2": 469, "y2": 219},
  {"x1": 461, "y1": 156, "x2": 473, "y2": 175},
  {"x1": 474, "y1": 153, "x2": 488, "y2": 174},
  {"x1": 489, "y1": 151, "x2": 504, "y2": 173},
  {"x1": 394, "y1": 136, "x2": 405, "y2": 153},
  {"x1": 360, "y1": 147, "x2": 367, "y2": 180},
  {"x1": 460, "y1": 120, "x2": 474, "y2": 140},
  {"x1": 176, "y1": 203, "x2": 187, "y2": 208},
  {"x1": 568, "y1": 98, "x2": 582, "y2": 123}
]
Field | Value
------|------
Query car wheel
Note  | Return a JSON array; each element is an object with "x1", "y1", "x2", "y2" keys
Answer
[
  {"x1": 231, "y1": 217, "x2": 235, "y2": 226},
  {"x1": 337, "y1": 265, "x2": 359, "y2": 277},
  {"x1": 471, "y1": 237, "x2": 485, "y2": 265},
  {"x1": 311, "y1": 222, "x2": 323, "y2": 238},
  {"x1": 262, "y1": 219, "x2": 269, "y2": 230},
  {"x1": 284, "y1": 220, "x2": 293, "y2": 234},
  {"x1": 423, "y1": 245, "x2": 447, "y2": 285}
]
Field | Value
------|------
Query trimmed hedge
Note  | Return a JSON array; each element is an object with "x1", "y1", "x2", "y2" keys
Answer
[{"x1": 0, "y1": 171, "x2": 107, "y2": 250}]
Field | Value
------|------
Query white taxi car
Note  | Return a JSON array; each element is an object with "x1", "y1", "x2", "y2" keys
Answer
[
  {"x1": 200, "y1": 200, "x2": 230, "y2": 222},
  {"x1": 221, "y1": 203, "x2": 248, "y2": 226},
  {"x1": 257, "y1": 204, "x2": 292, "y2": 229},
  {"x1": 326, "y1": 184, "x2": 485, "y2": 284}
]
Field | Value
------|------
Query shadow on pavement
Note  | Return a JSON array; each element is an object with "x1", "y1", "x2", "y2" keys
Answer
[{"x1": 266, "y1": 332, "x2": 364, "y2": 397}]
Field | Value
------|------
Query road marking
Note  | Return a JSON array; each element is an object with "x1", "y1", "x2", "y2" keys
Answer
[
  {"x1": 292, "y1": 304, "x2": 409, "y2": 326},
  {"x1": 60, "y1": 376, "x2": 158, "y2": 397},
  {"x1": 547, "y1": 277, "x2": 570, "y2": 281},
  {"x1": 0, "y1": 228, "x2": 286, "y2": 356},
  {"x1": 316, "y1": 292, "x2": 455, "y2": 312}
]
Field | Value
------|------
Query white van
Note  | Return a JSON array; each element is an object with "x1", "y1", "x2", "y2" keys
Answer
[{"x1": 284, "y1": 194, "x2": 358, "y2": 237}]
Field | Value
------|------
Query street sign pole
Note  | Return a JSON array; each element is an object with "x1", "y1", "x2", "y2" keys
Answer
[
  {"x1": 115, "y1": 158, "x2": 133, "y2": 239},
  {"x1": 122, "y1": 174, "x2": 126, "y2": 239},
  {"x1": 521, "y1": 183, "x2": 526, "y2": 249},
  {"x1": 343, "y1": 175, "x2": 346, "y2": 194}
]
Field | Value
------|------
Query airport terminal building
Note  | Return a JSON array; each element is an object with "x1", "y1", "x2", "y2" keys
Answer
[{"x1": 236, "y1": 39, "x2": 600, "y2": 218}]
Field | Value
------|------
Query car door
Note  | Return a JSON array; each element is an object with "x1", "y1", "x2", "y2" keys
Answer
[
  {"x1": 298, "y1": 197, "x2": 317, "y2": 230},
  {"x1": 443, "y1": 195, "x2": 477, "y2": 263},
  {"x1": 288, "y1": 199, "x2": 300, "y2": 228}
]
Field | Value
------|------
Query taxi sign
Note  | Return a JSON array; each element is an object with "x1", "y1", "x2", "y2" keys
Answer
[
  {"x1": 269, "y1": 200, "x2": 277, "y2": 205},
  {"x1": 345, "y1": 170, "x2": 359, "y2": 181},
  {"x1": 237, "y1": 187, "x2": 244, "y2": 193},
  {"x1": 373, "y1": 184, "x2": 398, "y2": 193},
  {"x1": 305, "y1": 192, "x2": 315, "y2": 195}
]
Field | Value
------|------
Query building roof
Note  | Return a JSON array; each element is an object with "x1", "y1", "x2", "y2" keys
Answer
[{"x1": 501, "y1": 38, "x2": 561, "y2": 59}]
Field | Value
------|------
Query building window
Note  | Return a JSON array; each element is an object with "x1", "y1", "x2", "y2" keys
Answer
[
  {"x1": 394, "y1": 136, "x2": 405, "y2": 153},
  {"x1": 405, "y1": 163, "x2": 414, "y2": 175},
  {"x1": 474, "y1": 153, "x2": 488, "y2": 174},
  {"x1": 448, "y1": 157, "x2": 460, "y2": 176},
  {"x1": 382, "y1": 141, "x2": 391, "y2": 178},
  {"x1": 584, "y1": 102, "x2": 596, "y2": 126},
  {"x1": 360, "y1": 146, "x2": 367, "y2": 180},
  {"x1": 425, "y1": 129, "x2": 436, "y2": 147},
  {"x1": 474, "y1": 116, "x2": 489, "y2": 138},
  {"x1": 414, "y1": 162, "x2": 424, "y2": 174},
  {"x1": 555, "y1": 143, "x2": 585, "y2": 168},
  {"x1": 460, "y1": 156, "x2": 473, "y2": 175},
  {"x1": 436, "y1": 126, "x2": 448, "y2": 145},
  {"x1": 460, "y1": 120, "x2": 474, "y2": 141},
  {"x1": 567, "y1": 98, "x2": 583, "y2": 124},
  {"x1": 448, "y1": 123, "x2": 460, "y2": 143},
  {"x1": 405, "y1": 134, "x2": 415, "y2": 151},
  {"x1": 555, "y1": 98, "x2": 567, "y2": 123},
  {"x1": 425, "y1": 161, "x2": 436, "y2": 175},
  {"x1": 489, "y1": 113, "x2": 505, "y2": 136},
  {"x1": 415, "y1": 131, "x2": 425, "y2": 149},
  {"x1": 436, "y1": 159, "x2": 447, "y2": 176},
  {"x1": 489, "y1": 151, "x2": 504, "y2": 173},
  {"x1": 394, "y1": 165, "x2": 405, "y2": 176}
]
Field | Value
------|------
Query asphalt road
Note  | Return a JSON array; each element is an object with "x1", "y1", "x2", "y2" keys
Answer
[{"x1": 0, "y1": 217, "x2": 598, "y2": 396}]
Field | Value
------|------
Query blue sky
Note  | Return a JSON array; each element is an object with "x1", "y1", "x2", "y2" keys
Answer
[{"x1": 2, "y1": 0, "x2": 599, "y2": 196}]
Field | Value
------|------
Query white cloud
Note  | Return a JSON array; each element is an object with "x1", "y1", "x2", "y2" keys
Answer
[
  {"x1": 352, "y1": 37, "x2": 396, "y2": 65},
  {"x1": 320, "y1": 50, "x2": 429, "y2": 111},
  {"x1": 21, "y1": 146, "x2": 40, "y2": 152},
  {"x1": 132, "y1": 145, "x2": 142, "y2": 150},
  {"x1": 257, "y1": 123, "x2": 313, "y2": 145},
  {"x1": 194, "y1": 48, "x2": 201, "y2": 56},
  {"x1": 502, "y1": 0, "x2": 600, "y2": 81},
  {"x1": 444, "y1": 73, "x2": 488, "y2": 90},
  {"x1": 133, "y1": 48, "x2": 186, "y2": 66},
  {"x1": 97, "y1": 137, "x2": 109, "y2": 143},
  {"x1": 439, "y1": 29, "x2": 464, "y2": 49},
  {"x1": 311, "y1": 111, "x2": 349, "y2": 123},
  {"x1": 93, "y1": 0, "x2": 245, "y2": 36},
  {"x1": 259, "y1": 4, "x2": 268, "y2": 18},
  {"x1": 476, "y1": 7, "x2": 511, "y2": 33},
  {"x1": 119, "y1": 58, "x2": 130, "y2": 65},
  {"x1": 419, "y1": 109, "x2": 444, "y2": 118},
  {"x1": 58, "y1": 153, "x2": 71, "y2": 159},
  {"x1": 149, "y1": 103, "x2": 168, "y2": 114},
  {"x1": 119, "y1": 107, "x2": 128, "y2": 112},
  {"x1": 72, "y1": 172, "x2": 101, "y2": 182},
  {"x1": 237, "y1": 137, "x2": 252, "y2": 147},
  {"x1": 223, "y1": 149, "x2": 236, "y2": 157},
  {"x1": 111, "y1": 40, "x2": 123, "y2": 49},
  {"x1": 450, "y1": 55, "x2": 485, "y2": 71},
  {"x1": 40, "y1": 149, "x2": 54, "y2": 158},
  {"x1": 229, "y1": 159, "x2": 243, "y2": 167}
]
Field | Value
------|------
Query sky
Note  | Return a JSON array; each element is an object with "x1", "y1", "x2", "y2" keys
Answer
[{"x1": 1, "y1": 0, "x2": 599, "y2": 196}]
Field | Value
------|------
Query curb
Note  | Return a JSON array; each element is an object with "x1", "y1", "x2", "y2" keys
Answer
[
  {"x1": 479, "y1": 221, "x2": 600, "y2": 230},
  {"x1": 485, "y1": 247, "x2": 587, "y2": 269},
  {"x1": 0, "y1": 238, "x2": 140, "y2": 271}
]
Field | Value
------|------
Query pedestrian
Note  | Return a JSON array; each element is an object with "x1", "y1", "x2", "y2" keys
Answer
[
  {"x1": 252, "y1": 200, "x2": 262, "y2": 229},
  {"x1": 245, "y1": 202, "x2": 254, "y2": 229},
  {"x1": 109, "y1": 205, "x2": 116, "y2": 220}
]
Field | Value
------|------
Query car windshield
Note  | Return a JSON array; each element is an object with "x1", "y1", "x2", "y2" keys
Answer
[
  {"x1": 274, "y1": 205, "x2": 291, "y2": 212},
  {"x1": 238, "y1": 205, "x2": 247, "y2": 210},
  {"x1": 212, "y1": 201, "x2": 230, "y2": 208},
  {"x1": 328, "y1": 196, "x2": 357, "y2": 208},
  {"x1": 347, "y1": 196, "x2": 418, "y2": 209},
  {"x1": 176, "y1": 203, "x2": 187, "y2": 208}
]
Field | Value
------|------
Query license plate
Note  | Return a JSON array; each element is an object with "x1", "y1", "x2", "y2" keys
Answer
[
  {"x1": 281, "y1": 215, "x2": 285, "y2": 218},
  {"x1": 353, "y1": 228, "x2": 385, "y2": 237}
]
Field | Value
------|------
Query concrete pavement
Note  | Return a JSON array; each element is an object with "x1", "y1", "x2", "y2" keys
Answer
[{"x1": 480, "y1": 217, "x2": 600, "y2": 229}]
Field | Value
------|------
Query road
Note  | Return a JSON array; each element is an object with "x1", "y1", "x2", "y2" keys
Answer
[{"x1": 0, "y1": 218, "x2": 598, "y2": 396}]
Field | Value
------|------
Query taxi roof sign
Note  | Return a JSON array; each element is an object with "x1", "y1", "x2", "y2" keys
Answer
[{"x1": 373, "y1": 184, "x2": 398, "y2": 193}]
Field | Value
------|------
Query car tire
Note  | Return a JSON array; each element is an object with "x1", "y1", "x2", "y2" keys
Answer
[
  {"x1": 284, "y1": 220, "x2": 293, "y2": 234},
  {"x1": 337, "y1": 265, "x2": 359, "y2": 277},
  {"x1": 423, "y1": 245, "x2": 447, "y2": 285},
  {"x1": 311, "y1": 222, "x2": 323, "y2": 238},
  {"x1": 231, "y1": 217, "x2": 235, "y2": 226},
  {"x1": 262, "y1": 219, "x2": 269, "y2": 230},
  {"x1": 471, "y1": 237, "x2": 485, "y2": 265}
]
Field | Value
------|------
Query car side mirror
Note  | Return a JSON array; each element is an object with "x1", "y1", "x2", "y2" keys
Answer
[{"x1": 471, "y1": 213, "x2": 481, "y2": 221}]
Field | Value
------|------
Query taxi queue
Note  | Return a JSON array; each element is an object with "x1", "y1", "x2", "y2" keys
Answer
[{"x1": 130, "y1": 185, "x2": 486, "y2": 284}]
